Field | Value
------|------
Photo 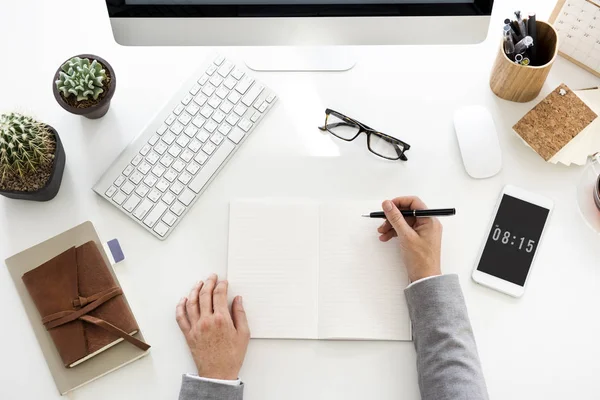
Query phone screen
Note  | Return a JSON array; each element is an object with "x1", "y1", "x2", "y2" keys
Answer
[{"x1": 476, "y1": 194, "x2": 550, "y2": 286}]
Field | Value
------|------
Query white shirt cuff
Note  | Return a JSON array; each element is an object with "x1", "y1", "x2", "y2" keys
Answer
[
  {"x1": 406, "y1": 274, "x2": 442, "y2": 289},
  {"x1": 185, "y1": 374, "x2": 241, "y2": 386}
]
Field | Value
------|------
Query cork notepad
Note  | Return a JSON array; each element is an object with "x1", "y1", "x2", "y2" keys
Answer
[{"x1": 513, "y1": 84, "x2": 597, "y2": 161}]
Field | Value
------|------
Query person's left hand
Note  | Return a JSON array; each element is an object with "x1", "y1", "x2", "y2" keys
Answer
[{"x1": 176, "y1": 274, "x2": 250, "y2": 380}]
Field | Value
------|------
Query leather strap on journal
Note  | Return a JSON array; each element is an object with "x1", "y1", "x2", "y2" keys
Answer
[{"x1": 41, "y1": 287, "x2": 150, "y2": 352}]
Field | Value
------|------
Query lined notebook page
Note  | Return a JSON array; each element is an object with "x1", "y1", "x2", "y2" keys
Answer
[
  {"x1": 318, "y1": 202, "x2": 411, "y2": 341},
  {"x1": 227, "y1": 199, "x2": 320, "y2": 339}
]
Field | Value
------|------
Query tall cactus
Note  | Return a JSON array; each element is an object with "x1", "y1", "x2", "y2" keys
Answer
[
  {"x1": 55, "y1": 57, "x2": 107, "y2": 101},
  {"x1": 0, "y1": 113, "x2": 54, "y2": 181}
]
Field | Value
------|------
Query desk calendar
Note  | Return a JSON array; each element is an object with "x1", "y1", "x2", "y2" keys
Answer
[{"x1": 551, "y1": 0, "x2": 600, "y2": 77}]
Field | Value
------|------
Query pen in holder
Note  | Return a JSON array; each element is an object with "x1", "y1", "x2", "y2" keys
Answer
[{"x1": 490, "y1": 21, "x2": 558, "y2": 103}]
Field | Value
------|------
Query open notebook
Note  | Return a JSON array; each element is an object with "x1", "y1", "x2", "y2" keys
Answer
[{"x1": 227, "y1": 199, "x2": 412, "y2": 341}]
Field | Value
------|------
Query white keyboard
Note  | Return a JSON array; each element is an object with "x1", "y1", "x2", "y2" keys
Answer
[{"x1": 93, "y1": 55, "x2": 277, "y2": 240}]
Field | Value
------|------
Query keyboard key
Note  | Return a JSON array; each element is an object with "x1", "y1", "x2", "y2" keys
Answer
[
  {"x1": 178, "y1": 112, "x2": 192, "y2": 126},
  {"x1": 186, "y1": 103, "x2": 200, "y2": 116},
  {"x1": 105, "y1": 186, "x2": 117, "y2": 197},
  {"x1": 114, "y1": 175, "x2": 126, "y2": 187},
  {"x1": 172, "y1": 159, "x2": 186, "y2": 173},
  {"x1": 224, "y1": 77, "x2": 237, "y2": 90},
  {"x1": 216, "y1": 87, "x2": 229, "y2": 99},
  {"x1": 236, "y1": 76, "x2": 254, "y2": 94},
  {"x1": 218, "y1": 60, "x2": 235, "y2": 77},
  {"x1": 146, "y1": 151, "x2": 160, "y2": 165},
  {"x1": 212, "y1": 110, "x2": 226, "y2": 124},
  {"x1": 170, "y1": 201, "x2": 186, "y2": 216},
  {"x1": 218, "y1": 123, "x2": 232, "y2": 136},
  {"x1": 228, "y1": 91, "x2": 242, "y2": 104},
  {"x1": 202, "y1": 142, "x2": 216, "y2": 155},
  {"x1": 214, "y1": 55, "x2": 225, "y2": 65},
  {"x1": 165, "y1": 114, "x2": 177, "y2": 125},
  {"x1": 181, "y1": 149, "x2": 195, "y2": 162},
  {"x1": 251, "y1": 112, "x2": 260, "y2": 123},
  {"x1": 162, "y1": 191, "x2": 176, "y2": 205},
  {"x1": 157, "y1": 124, "x2": 168, "y2": 135},
  {"x1": 210, "y1": 132, "x2": 224, "y2": 146},
  {"x1": 149, "y1": 134, "x2": 160, "y2": 145},
  {"x1": 179, "y1": 188, "x2": 196, "y2": 206},
  {"x1": 242, "y1": 85, "x2": 264, "y2": 107},
  {"x1": 198, "y1": 74, "x2": 209, "y2": 85},
  {"x1": 138, "y1": 161, "x2": 152, "y2": 174},
  {"x1": 189, "y1": 139, "x2": 202, "y2": 152},
  {"x1": 231, "y1": 68, "x2": 244, "y2": 80},
  {"x1": 194, "y1": 94, "x2": 208, "y2": 106},
  {"x1": 123, "y1": 165, "x2": 135, "y2": 176},
  {"x1": 160, "y1": 154, "x2": 175, "y2": 167},
  {"x1": 152, "y1": 164, "x2": 166, "y2": 177},
  {"x1": 178, "y1": 171, "x2": 193, "y2": 185},
  {"x1": 234, "y1": 104, "x2": 247, "y2": 116},
  {"x1": 155, "y1": 141, "x2": 168, "y2": 155},
  {"x1": 192, "y1": 116, "x2": 206, "y2": 128},
  {"x1": 196, "y1": 129, "x2": 210, "y2": 142},
  {"x1": 123, "y1": 194, "x2": 141, "y2": 212},
  {"x1": 226, "y1": 114, "x2": 240, "y2": 126},
  {"x1": 140, "y1": 144, "x2": 151, "y2": 156},
  {"x1": 144, "y1": 174, "x2": 158, "y2": 187},
  {"x1": 153, "y1": 222, "x2": 170, "y2": 237},
  {"x1": 209, "y1": 74, "x2": 223, "y2": 87},
  {"x1": 220, "y1": 100, "x2": 234, "y2": 114},
  {"x1": 189, "y1": 140, "x2": 235, "y2": 193},
  {"x1": 258, "y1": 102, "x2": 268, "y2": 113},
  {"x1": 170, "y1": 122, "x2": 184, "y2": 135},
  {"x1": 135, "y1": 184, "x2": 150, "y2": 197},
  {"x1": 228, "y1": 127, "x2": 246, "y2": 144},
  {"x1": 170, "y1": 181, "x2": 185, "y2": 195},
  {"x1": 202, "y1": 84, "x2": 216, "y2": 97},
  {"x1": 190, "y1": 83, "x2": 201, "y2": 95},
  {"x1": 208, "y1": 96, "x2": 221, "y2": 109},
  {"x1": 162, "y1": 212, "x2": 177, "y2": 226},
  {"x1": 168, "y1": 144, "x2": 182, "y2": 158},
  {"x1": 113, "y1": 191, "x2": 127, "y2": 205},
  {"x1": 130, "y1": 171, "x2": 144, "y2": 185},
  {"x1": 132, "y1": 154, "x2": 143, "y2": 166},
  {"x1": 156, "y1": 179, "x2": 169, "y2": 192},
  {"x1": 186, "y1": 161, "x2": 201, "y2": 175},
  {"x1": 200, "y1": 106, "x2": 214, "y2": 119},
  {"x1": 173, "y1": 104, "x2": 185, "y2": 116},
  {"x1": 206, "y1": 64, "x2": 217, "y2": 76},
  {"x1": 148, "y1": 188, "x2": 162, "y2": 202},
  {"x1": 194, "y1": 152, "x2": 208, "y2": 165},
  {"x1": 238, "y1": 118, "x2": 253, "y2": 132},
  {"x1": 266, "y1": 93, "x2": 276, "y2": 103},
  {"x1": 143, "y1": 202, "x2": 168, "y2": 228},
  {"x1": 184, "y1": 126, "x2": 198, "y2": 138},
  {"x1": 134, "y1": 199, "x2": 154, "y2": 220},
  {"x1": 182, "y1": 94, "x2": 193, "y2": 105},
  {"x1": 162, "y1": 132, "x2": 176, "y2": 145},
  {"x1": 204, "y1": 120, "x2": 218, "y2": 133},
  {"x1": 176, "y1": 135, "x2": 190, "y2": 148},
  {"x1": 164, "y1": 168, "x2": 178, "y2": 182}
]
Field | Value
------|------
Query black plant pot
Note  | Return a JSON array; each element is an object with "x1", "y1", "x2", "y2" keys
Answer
[
  {"x1": 52, "y1": 54, "x2": 116, "y2": 119},
  {"x1": 0, "y1": 126, "x2": 66, "y2": 202}
]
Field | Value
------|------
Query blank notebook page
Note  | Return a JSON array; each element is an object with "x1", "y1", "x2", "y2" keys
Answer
[
  {"x1": 318, "y1": 202, "x2": 411, "y2": 341},
  {"x1": 227, "y1": 199, "x2": 320, "y2": 339}
]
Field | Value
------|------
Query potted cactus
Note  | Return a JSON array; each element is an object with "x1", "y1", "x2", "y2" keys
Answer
[
  {"x1": 53, "y1": 54, "x2": 116, "y2": 119},
  {"x1": 0, "y1": 113, "x2": 66, "y2": 201}
]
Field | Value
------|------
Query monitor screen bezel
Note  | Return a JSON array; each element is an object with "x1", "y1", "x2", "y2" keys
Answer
[{"x1": 106, "y1": 0, "x2": 493, "y2": 18}]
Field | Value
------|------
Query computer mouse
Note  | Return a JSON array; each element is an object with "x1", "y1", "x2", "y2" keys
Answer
[{"x1": 453, "y1": 105, "x2": 502, "y2": 179}]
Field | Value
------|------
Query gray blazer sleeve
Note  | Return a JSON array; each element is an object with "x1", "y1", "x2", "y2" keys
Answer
[
  {"x1": 178, "y1": 375, "x2": 244, "y2": 400},
  {"x1": 405, "y1": 274, "x2": 489, "y2": 400}
]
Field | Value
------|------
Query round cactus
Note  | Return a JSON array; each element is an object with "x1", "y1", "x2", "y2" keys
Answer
[
  {"x1": 55, "y1": 57, "x2": 107, "y2": 102},
  {"x1": 0, "y1": 113, "x2": 54, "y2": 180}
]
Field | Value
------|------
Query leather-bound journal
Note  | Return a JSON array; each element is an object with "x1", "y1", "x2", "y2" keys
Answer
[{"x1": 22, "y1": 241, "x2": 150, "y2": 368}]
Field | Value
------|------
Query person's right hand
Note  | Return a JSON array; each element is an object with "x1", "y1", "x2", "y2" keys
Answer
[{"x1": 377, "y1": 196, "x2": 443, "y2": 283}]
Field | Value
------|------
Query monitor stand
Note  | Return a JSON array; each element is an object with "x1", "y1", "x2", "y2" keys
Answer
[{"x1": 244, "y1": 47, "x2": 356, "y2": 72}]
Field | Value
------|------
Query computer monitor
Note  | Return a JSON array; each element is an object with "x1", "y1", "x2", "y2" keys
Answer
[{"x1": 106, "y1": 0, "x2": 494, "y2": 70}]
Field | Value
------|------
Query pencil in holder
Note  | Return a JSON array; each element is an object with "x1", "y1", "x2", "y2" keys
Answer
[{"x1": 490, "y1": 21, "x2": 559, "y2": 103}]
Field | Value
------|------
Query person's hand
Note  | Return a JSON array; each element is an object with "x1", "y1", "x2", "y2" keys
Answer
[
  {"x1": 377, "y1": 196, "x2": 443, "y2": 282},
  {"x1": 176, "y1": 274, "x2": 250, "y2": 380}
]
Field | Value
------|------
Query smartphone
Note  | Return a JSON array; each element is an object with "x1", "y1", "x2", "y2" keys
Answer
[{"x1": 472, "y1": 185, "x2": 553, "y2": 297}]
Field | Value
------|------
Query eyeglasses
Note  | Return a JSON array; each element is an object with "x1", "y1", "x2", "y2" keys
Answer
[{"x1": 318, "y1": 108, "x2": 411, "y2": 161}]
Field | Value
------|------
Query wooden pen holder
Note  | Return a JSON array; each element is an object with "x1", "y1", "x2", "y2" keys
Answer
[{"x1": 490, "y1": 21, "x2": 559, "y2": 103}]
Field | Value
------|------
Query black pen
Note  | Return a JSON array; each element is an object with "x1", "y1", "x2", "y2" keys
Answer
[
  {"x1": 361, "y1": 208, "x2": 456, "y2": 219},
  {"x1": 527, "y1": 12, "x2": 537, "y2": 65}
]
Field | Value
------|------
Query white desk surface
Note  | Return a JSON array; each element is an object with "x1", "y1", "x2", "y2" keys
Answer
[{"x1": 1, "y1": 0, "x2": 599, "y2": 399}]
